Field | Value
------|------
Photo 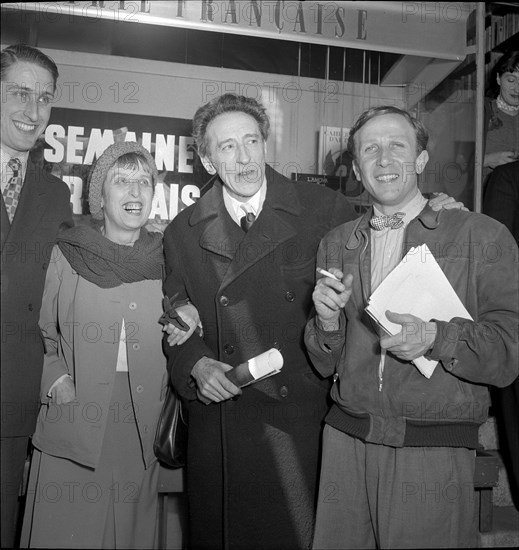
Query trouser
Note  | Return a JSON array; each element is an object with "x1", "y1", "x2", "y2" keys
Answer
[
  {"x1": 313, "y1": 425, "x2": 478, "y2": 549},
  {"x1": 1, "y1": 436, "x2": 30, "y2": 548}
]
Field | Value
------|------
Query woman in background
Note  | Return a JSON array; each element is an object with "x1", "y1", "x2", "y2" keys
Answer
[
  {"x1": 483, "y1": 50, "x2": 519, "y2": 184},
  {"x1": 21, "y1": 142, "x2": 198, "y2": 548}
]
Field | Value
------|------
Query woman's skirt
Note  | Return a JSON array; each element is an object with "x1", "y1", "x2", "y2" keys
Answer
[{"x1": 21, "y1": 373, "x2": 160, "y2": 549}]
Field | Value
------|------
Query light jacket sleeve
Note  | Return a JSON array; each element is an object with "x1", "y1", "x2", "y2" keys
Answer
[
  {"x1": 429, "y1": 223, "x2": 519, "y2": 387},
  {"x1": 38, "y1": 246, "x2": 71, "y2": 402},
  {"x1": 304, "y1": 238, "x2": 347, "y2": 377}
]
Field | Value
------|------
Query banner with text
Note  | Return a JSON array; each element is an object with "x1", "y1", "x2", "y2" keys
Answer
[{"x1": 42, "y1": 108, "x2": 207, "y2": 228}]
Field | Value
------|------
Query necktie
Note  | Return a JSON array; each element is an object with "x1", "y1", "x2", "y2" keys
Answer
[
  {"x1": 369, "y1": 212, "x2": 405, "y2": 231},
  {"x1": 240, "y1": 205, "x2": 256, "y2": 232},
  {"x1": 3, "y1": 158, "x2": 23, "y2": 223}
]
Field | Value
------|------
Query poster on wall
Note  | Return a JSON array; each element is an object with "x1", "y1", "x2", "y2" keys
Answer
[
  {"x1": 316, "y1": 125, "x2": 368, "y2": 208},
  {"x1": 318, "y1": 126, "x2": 351, "y2": 177},
  {"x1": 41, "y1": 108, "x2": 209, "y2": 230}
]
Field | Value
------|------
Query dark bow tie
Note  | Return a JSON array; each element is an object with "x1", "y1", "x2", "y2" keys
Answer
[{"x1": 370, "y1": 212, "x2": 405, "y2": 231}]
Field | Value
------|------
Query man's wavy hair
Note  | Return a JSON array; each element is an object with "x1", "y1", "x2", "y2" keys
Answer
[
  {"x1": 347, "y1": 105, "x2": 429, "y2": 159},
  {"x1": 1, "y1": 44, "x2": 59, "y2": 90},
  {"x1": 192, "y1": 93, "x2": 270, "y2": 158}
]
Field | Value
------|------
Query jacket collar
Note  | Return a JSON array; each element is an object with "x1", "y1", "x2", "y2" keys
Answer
[{"x1": 345, "y1": 200, "x2": 442, "y2": 250}]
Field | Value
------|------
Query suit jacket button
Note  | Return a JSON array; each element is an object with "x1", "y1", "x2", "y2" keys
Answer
[
  {"x1": 224, "y1": 344, "x2": 234, "y2": 355},
  {"x1": 136, "y1": 385, "x2": 144, "y2": 393},
  {"x1": 28, "y1": 304, "x2": 33, "y2": 311},
  {"x1": 285, "y1": 291, "x2": 295, "y2": 302},
  {"x1": 219, "y1": 295, "x2": 229, "y2": 307},
  {"x1": 279, "y1": 385, "x2": 289, "y2": 398}
]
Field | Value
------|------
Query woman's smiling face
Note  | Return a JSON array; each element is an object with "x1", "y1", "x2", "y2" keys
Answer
[{"x1": 101, "y1": 160, "x2": 154, "y2": 244}]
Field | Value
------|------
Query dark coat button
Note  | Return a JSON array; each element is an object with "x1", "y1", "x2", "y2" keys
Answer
[
  {"x1": 219, "y1": 295, "x2": 229, "y2": 306},
  {"x1": 279, "y1": 385, "x2": 289, "y2": 398},
  {"x1": 223, "y1": 344, "x2": 234, "y2": 355},
  {"x1": 28, "y1": 304, "x2": 33, "y2": 311},
  {"x1": 285, "y1": 291, "x2": 295, "y2": 302}
]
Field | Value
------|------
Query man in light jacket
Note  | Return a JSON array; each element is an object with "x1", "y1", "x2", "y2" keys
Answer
[{"x1": 305, "y1": 105, "x2": 519, "y2": 549}]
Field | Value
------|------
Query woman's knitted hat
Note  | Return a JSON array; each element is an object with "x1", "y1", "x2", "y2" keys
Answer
[{"x1": 88, "y1": 141, "x2": 158, "y2": 220}]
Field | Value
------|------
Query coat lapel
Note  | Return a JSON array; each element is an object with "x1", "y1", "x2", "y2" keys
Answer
[
  {"x1": 1, "y1": 157, "x2": 48, "y2": 253},
  {"x1": 221, "y1": 166, "x2": 301, "y2": 289},
  {"x1": 12, "y1": 158, "x2": 48, "y2": 237},
  {"x1": 0, "y1": 198, "x2": 10, "y2": 252},
  {"x1": 192, "y1": 182, "x2": 242, "y2": 261},
  {"x1": 189, "y1": 166, "x2": 302, "y2": 291}
]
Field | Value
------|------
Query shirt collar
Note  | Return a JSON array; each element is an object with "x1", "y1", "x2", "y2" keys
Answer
[{"x1": 223, "y1": 177, "x2": 267, "y2": 224}]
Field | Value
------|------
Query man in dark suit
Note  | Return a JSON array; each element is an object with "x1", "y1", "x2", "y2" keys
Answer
[
  {"x1": 484, "y1": 160, "x2": 519, "y2": 510},
  {"x1": 1, "y1": 44, "x2": 72, "y2": 547},
  {"x1": 162, "y1": 94, "x2": 460, "y2": 550}
]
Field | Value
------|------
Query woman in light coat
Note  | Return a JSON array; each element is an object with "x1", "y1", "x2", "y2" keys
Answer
[{"x1": 21, "y1": 142, "x2": 197, "y2": 548}]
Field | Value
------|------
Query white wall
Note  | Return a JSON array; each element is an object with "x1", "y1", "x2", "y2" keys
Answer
[{"x1": 30, "y1": 46, "x2": 404, "y2": 176}]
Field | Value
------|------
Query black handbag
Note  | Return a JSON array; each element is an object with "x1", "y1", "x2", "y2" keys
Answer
[{"x1": 153, "y1": 385, "x2": 188, "y2": 468}]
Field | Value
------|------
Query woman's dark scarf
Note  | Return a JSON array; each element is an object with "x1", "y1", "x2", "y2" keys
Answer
[{"x1": 57, "y1": 224, "x2": 164, "y2": 288}]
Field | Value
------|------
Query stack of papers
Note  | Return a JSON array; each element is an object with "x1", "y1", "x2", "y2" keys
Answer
[
  {"x1": 225, "y1": 348, "x2": 284, "y2": 388},
  {"x1": 365, "y1": 244, "x2": 473, "y2": 378}
]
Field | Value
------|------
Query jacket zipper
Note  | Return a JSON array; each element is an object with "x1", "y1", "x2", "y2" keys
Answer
[
  {"x1": 358, "y1": 234, "x2": 383, "y2": 391},
  {"x1": 376, "y1": 222, "x2": 413, "y2": 393}
]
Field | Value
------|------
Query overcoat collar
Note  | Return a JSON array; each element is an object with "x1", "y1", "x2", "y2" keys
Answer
[{"x1": 188, "y1": 164, "x2": 303, "y2": 289}]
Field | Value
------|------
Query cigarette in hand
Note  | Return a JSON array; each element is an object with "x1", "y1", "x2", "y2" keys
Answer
[{"x1": 316, "y1": 267, "x2": 340, "y2": 281}]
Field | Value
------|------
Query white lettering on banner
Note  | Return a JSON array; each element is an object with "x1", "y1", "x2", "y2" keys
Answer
[
  {"x1": 44, "y1": 125, "x2": 194, "y2": 172},
  {"x1": 44, "y1": 125, "x2": 198, "y2": 221}
]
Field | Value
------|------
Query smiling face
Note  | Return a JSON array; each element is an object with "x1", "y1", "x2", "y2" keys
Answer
[
  {"x1": 101, "y1": 161, "x2": 154, "y2": 245},
  {"x1": 352, "y1": 113, "x2": 429, "y2": 214},
  {"x1": 1, "y1": 61, "x2": 55, "y2": 157},
  {"x1": 498, "y1": 70, "x2": 519, "y2": 107},
  {"x1": 201, "y1": 111, "x2": 266, "y2": 202}
]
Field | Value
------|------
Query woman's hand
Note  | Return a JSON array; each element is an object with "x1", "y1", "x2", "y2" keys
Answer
[
  {"x1": 484, "y1": 151, "x2": 517, "y2": 169},
  {"x1": 164, "y1": 303, "x2": 201, "y2": 346},
  {"x1": 49, "y1": 377, "x2": 76, "y2": 405}
]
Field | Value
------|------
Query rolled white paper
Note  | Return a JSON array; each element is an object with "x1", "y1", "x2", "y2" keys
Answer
[{"x1": 248, "y1": 348, "x2": 284, "y2": 379}]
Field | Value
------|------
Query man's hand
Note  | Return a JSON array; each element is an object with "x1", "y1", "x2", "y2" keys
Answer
[
  {"x1": 191, "y1": 357, "x2": 241, "y2": 404},
  {"x1": 49, "y1": 377, "x2": 76, "y2": 405},
  {"x1": 164, "y1": 303, "x2": 201, "y2": 346},
  {"x1": 484, "y1": 151, "x2": 517, "y2": 169},
  {"x1": 428, "y1": 192, "x2": 468, "y2": 212},
  {"x1": 380, "y1": 311, "x2": 437, "y2": 361},
  {"x1": 313, "y1": 269, "x2": 353, "y2": 331}
]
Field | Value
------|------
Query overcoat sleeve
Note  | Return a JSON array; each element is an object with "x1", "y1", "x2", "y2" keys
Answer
[{"x1": 162, "y1": 225, "x2": 215, "y2": 400}]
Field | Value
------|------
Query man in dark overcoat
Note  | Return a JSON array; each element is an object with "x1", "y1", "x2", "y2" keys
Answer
[
  {"x1": 163, "y1": 94, "x2": 356, "y2": 550},
  {"x1": 1, "y1": 44, "x2": 72, "y2": 547}
]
